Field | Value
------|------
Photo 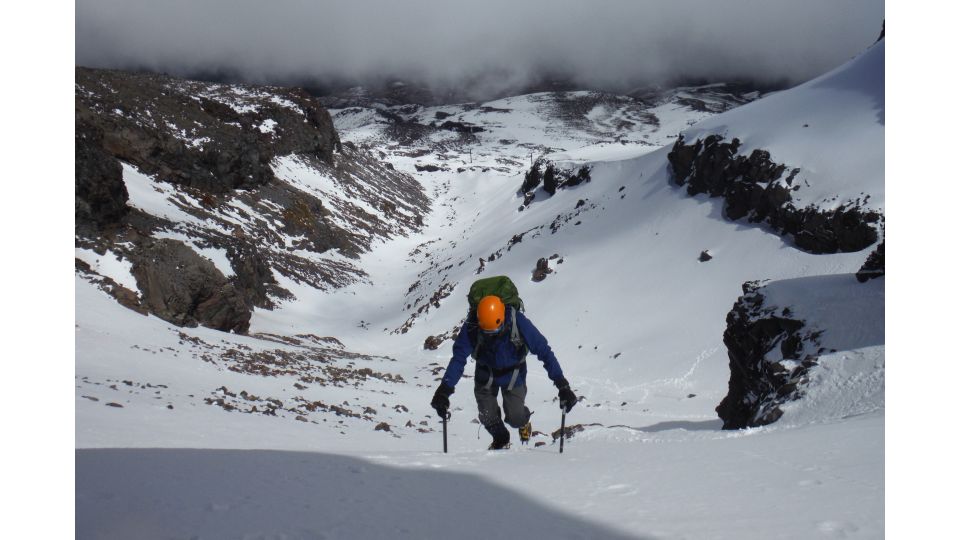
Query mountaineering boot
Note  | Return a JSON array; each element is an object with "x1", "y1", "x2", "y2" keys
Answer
[
  {"x1": 518, "y1": 421, "x2": 532, "y2": 444},
  {"x1": 487, "y1": 421, "x2": 510, "y2": 450}
]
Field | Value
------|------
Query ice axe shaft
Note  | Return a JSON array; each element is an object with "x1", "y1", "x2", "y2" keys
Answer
[
  {"x1": 559, "y1": 407, "x2": 566, "y2": 454},
  {"x1": 443, "y1": 411, "x2": 451, "y2": 453}
]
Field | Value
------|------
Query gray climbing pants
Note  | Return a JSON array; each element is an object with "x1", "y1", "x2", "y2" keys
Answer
[{"x1": 475, "y1": 383, "x2": 530, "y2": 430}]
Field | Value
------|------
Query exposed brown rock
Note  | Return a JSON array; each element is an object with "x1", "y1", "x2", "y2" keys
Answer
[
  {"x1": 532, "y1": 258, "x2": 553, "y2": 282},
  {"x1": 130, "y1": 238, "x2": 251, "y2": 333},
  {"x1": 423, "y1": 335, "x2": 444, "y2": 350}
]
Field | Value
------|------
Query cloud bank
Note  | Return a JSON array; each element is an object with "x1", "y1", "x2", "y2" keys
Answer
[{"x1": 76, "y1": 0, "x2": 884, "y2": 96}]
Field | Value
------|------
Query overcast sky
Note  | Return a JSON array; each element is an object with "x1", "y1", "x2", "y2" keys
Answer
[{"x1": 76, "y1": 0, "x2": 883, "y2": 96}]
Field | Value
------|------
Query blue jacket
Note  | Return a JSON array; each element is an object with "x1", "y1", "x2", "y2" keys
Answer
[{"x1": 441, "y1": 308, "x2": 565, "y2": 389}]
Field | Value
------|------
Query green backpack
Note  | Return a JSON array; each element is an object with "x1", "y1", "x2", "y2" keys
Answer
[
  {"x1": 467, "y1": 276, "x2": 528, "y2": 383},
  {"x1": 467, "y1": 275, "x2": 525, "y2": 313}
]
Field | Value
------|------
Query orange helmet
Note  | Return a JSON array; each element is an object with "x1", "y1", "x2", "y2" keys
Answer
[{"x1": 477, "y1": 295, "x2": 505, "y2": 332}]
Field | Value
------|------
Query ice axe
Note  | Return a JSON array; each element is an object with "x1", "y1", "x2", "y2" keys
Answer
[
  {"x1": 442, "y1": 410, "x2": 451, "y2": 453},
  {"x1": 559, "y1": 406, "x2": 567, "y2": 454}
]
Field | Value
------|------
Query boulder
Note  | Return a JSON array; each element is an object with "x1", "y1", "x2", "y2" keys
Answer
[
  {"x1": 423, "y1": 335, "x2": 444, "y2": 350},
  {"x1": 130, "y1": 238, "x2": 251, "y2": 333},
  {"x1": 532, "y1": 258, "x2": 553, "y2": 282}
]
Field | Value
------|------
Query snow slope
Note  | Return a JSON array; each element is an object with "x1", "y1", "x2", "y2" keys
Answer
[
  {"x1": 76, "y1": 42, "x2": 884, "y2": 539},
  {"x1": 684, "y1": 41, "x2": 884, "y2": 212}
]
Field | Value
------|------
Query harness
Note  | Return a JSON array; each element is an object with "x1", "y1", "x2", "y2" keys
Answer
[{"x1": 471, "y1": 306, "x2": 528, "y2": 391}]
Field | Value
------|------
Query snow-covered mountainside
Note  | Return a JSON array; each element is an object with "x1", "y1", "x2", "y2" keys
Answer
[
  {"x1": 667, "y1": 41, "x2": 884, "y2": 254},
  {"x1": 76, "y1": 67, "x2": 430, "y2": 332},
  {"x1": 75, "y1": 38, "x2": 884, "y2": 540}
]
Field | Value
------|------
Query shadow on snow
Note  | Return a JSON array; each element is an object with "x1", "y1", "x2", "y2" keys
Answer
[{"x1": 76, "y1": 448, "x2": 647, "y2": 540}]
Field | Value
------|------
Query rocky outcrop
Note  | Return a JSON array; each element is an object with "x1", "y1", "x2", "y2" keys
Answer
[
  {"x1": 716, "y1": 281, "x2": 823, "y2": 429},
  {"x1": 668, "y1": 134, "x2": 881, "y2": 253},
  {"x1": 75, "y1": 120, "x2": 128, "y2": 235},
  {"x1": 225, "y1": 240, "x2": 291, "y2": 309},
  {"x1": 519, "y1": 161, "x2": 591, "y2": 207},
  {"x1": 856, "y1": 241, "x2": 885, "y2": 282},
  {"x1": 76, "y1": 66, "x2": 340, "y2": 194},
  {"x1": 75, "y1": 67, "x2": 430, "y2": 330},
  {"x1": 422, "y1": 322, "x2": 464, "y2": 351},
  {"x1": 130, "y1": 238, "x2": 251, "y2": 333}
]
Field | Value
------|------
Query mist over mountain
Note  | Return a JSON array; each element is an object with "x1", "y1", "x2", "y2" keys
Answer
[{"x1": 76, "y1": 0, "x2": 883, "y2": 101}]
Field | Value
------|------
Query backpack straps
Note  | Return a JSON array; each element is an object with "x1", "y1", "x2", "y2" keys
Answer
[
  {"x1": 505, "y1": 362, "x2": 523, "y2": 392},
  {"x1": 479, "y1": 360, "x2": 526, "y2": 391},
  {"x1": 509, "y1": 306, "x2": 528, "y2": 360}
]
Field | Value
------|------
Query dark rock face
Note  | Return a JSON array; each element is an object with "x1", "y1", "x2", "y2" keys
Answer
[
  {"x1": 543, "y1": 164, "x2": 558, "y2": 195},
  {"x1": 225, "y1": 241, "x2": 289, "y2": 309},
  {"x1": 75, "y1": 67, "x2": 430, "y2": 331},
  {"x1": 76, "y1": 66, "x2": 340, "y2": 194},
  {"x1": 415, "y1": 164, "x2": 443, "y2": 172},
  {"x1": 519, "y1": 161, "x2": 591, "y2": 204},
  {"x1": 668, "y1": 134, "x2": 881, "y2": 254},
  {"x1": 856, "y1": 241, "x2": 885, "y2": 282},
  {"x1": 716, "y1": 281, "x2": 822, "y2": 429},
  {"x1": 563, "y1": 166, "x2": 592, "y2": 188},
  {"x1": 521, "y1": 162, "x2": 542, "y2": 194},
  {"x1": 130, "y1": 238, "x2": 251, "y2": 333},
  {"x1": 438, "y1": 120, "x2": 484, "y2": 133},
  {"x1": 75, "y1": 120, "x2": 128, "y2": 235}
]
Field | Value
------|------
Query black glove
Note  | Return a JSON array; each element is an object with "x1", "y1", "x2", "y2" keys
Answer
[
  {"x1": 555, "y1": 377, "x2": 578, "y2": 412},
  {"x1": 431, "y1": 383, "x2": 454, "y2": 417}
]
